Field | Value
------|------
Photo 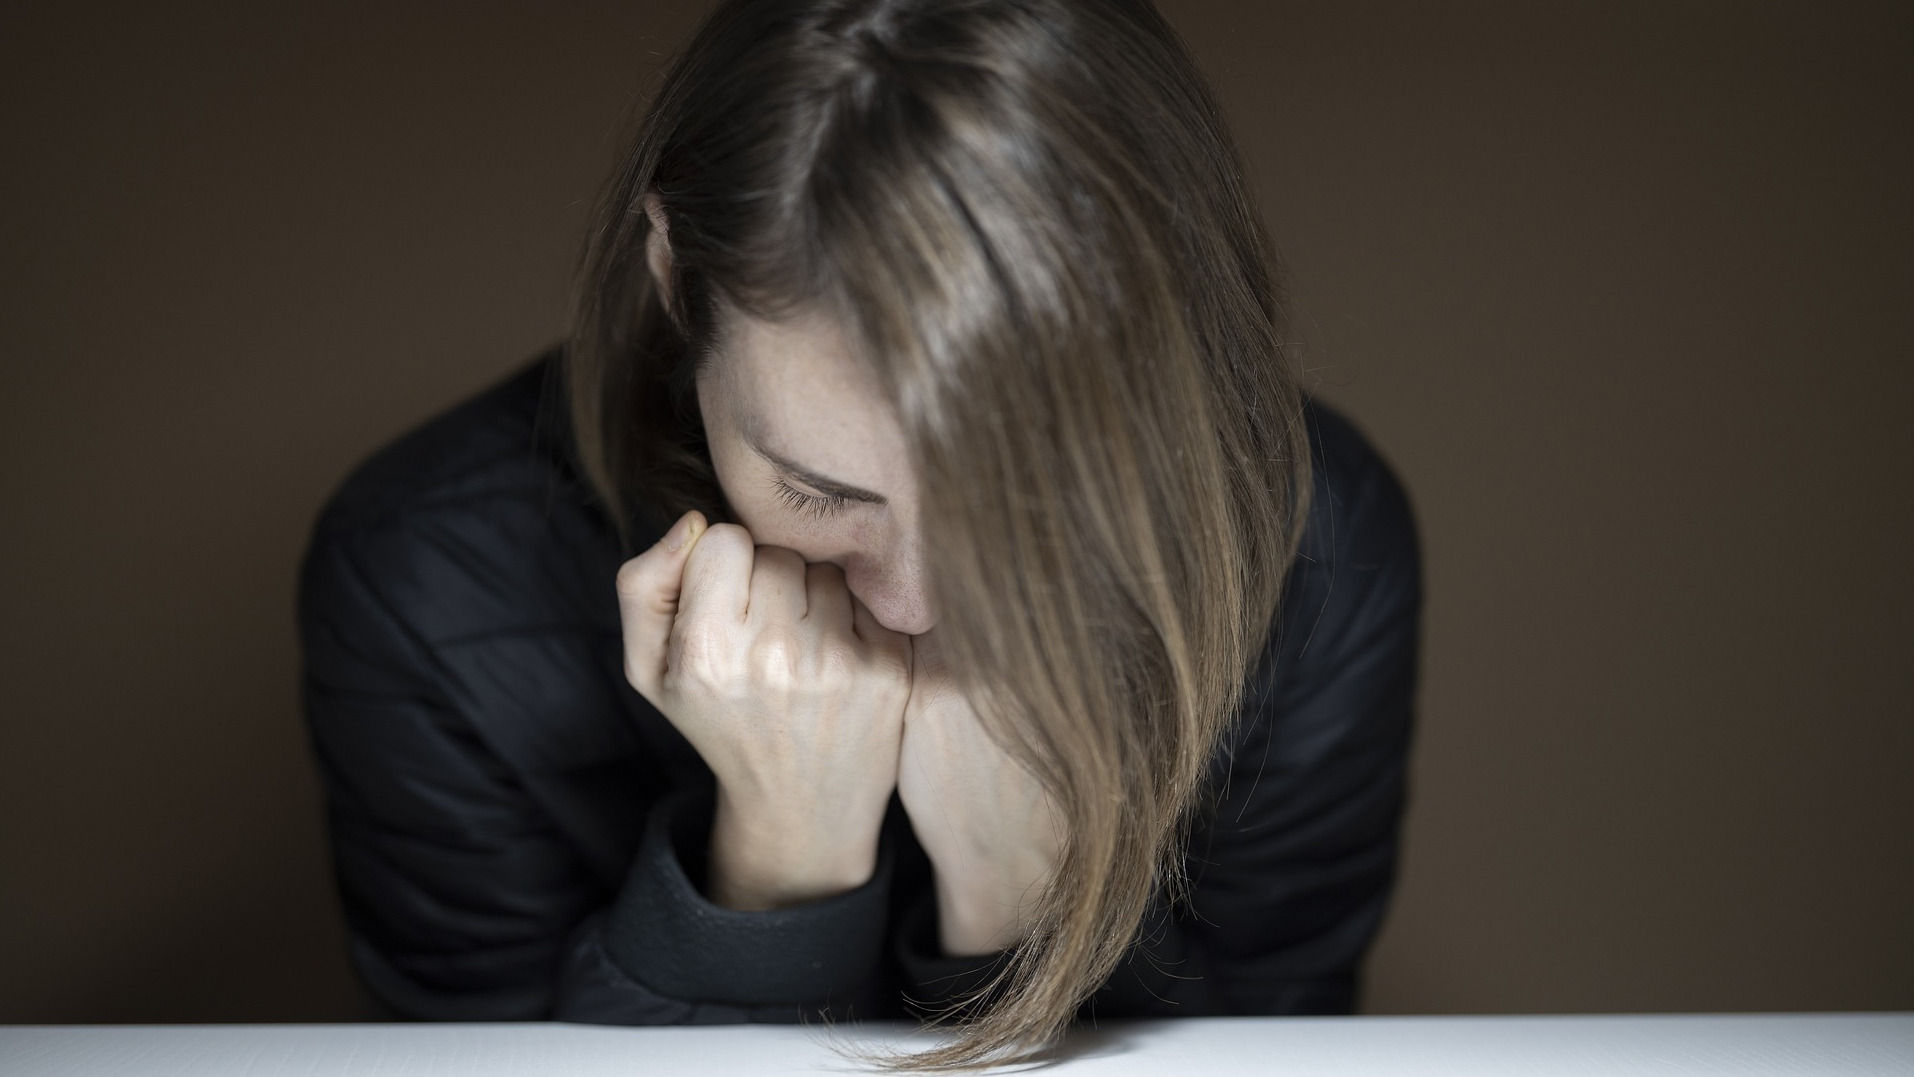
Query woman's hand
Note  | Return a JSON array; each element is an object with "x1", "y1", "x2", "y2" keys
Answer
[
  {"x1": 617, "y1": 511, "x2": 914, "y2": 911},
  {"x1": 897, "y1": 627, "x2": 1066, "y2": 956}
]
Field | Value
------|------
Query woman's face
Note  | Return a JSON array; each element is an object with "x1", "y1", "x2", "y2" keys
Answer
[{"x1": 695, "y1": 306, "x2": 937, "y2": 636}]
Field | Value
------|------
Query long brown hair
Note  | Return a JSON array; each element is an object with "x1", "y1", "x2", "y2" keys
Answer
[{"x1": 566, "y1": 0, "x2": 1312, "y2": 1067}]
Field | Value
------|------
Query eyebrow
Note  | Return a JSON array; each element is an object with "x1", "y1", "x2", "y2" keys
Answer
[{"x1": 743, "y1": 424, "x2": 890, "y2": 506}]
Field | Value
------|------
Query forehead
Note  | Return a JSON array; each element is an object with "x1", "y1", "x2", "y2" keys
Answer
[{"x1": 717, "y1": 307, "x2": 912, "y2": 483}]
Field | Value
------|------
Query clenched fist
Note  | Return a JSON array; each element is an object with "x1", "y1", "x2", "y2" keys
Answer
[{"x1": 616, "y1": 510, "x2": 914, "y2": 911}]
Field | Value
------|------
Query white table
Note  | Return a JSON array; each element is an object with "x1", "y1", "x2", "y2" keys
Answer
[{"x1": 3, "y1": 1013, "x2": 1911, "y2": 1075}]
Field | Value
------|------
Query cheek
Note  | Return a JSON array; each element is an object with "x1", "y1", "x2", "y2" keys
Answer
[
  {"x1": 706, "y1": 442, "x2": 781, "y2": 530},
  {"x1": 758, "y1": 516, "x2": 885, "y2": 584}
]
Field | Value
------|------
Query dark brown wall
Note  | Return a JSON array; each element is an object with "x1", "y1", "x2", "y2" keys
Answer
[{"x1": 2, "y1": 1, "x2": 1908, "y2": 1022}]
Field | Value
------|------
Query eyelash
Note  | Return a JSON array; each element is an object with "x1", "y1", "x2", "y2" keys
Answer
[{"x1": 771, "y1": 475, "x2": 850, "y2": 520}]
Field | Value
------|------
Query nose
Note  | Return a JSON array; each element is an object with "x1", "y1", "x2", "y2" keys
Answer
[
  {"x1": 844, "y1": 546, "x2": 936, "y2": 637},
  {"x1": 866, "y1": 596, "x2": 935, "y2": 636}
]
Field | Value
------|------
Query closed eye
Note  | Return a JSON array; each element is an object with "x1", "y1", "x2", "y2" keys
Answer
[{"x1": 771, "y1": 475, "x2": 850, "y2": 519}]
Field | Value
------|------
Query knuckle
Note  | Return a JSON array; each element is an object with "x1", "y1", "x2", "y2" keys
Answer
[
  {"x1": 669, "y1": 616, "x2": 731, "y2": 685},
  {"x1": 748, "y1": 627, "x2": 803, "y2": 685},
  {"x1": 685, "y1": 524, "x2": 751, "y2": 574},
  {"x1": 811, "y1": 640, "x2": 859, "y2": 693},
  {"x1": 817, "y1": 637, "x2": 856, "y2": 675},
  {"x1": 613, "y1": 556, "x2": 651, "y2": 598},
  {"x1": 699, "y1": 523, "x2": 753, "y2": 554}
]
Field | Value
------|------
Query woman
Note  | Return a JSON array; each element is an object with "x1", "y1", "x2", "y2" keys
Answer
[{"x1": 298, "y1": 0, "x2": 1422, "y2": 1069}]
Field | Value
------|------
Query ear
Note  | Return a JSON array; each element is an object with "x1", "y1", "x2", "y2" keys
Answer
[{"x1": 643, "y1": 191, "x2": 675, "y2": 315}]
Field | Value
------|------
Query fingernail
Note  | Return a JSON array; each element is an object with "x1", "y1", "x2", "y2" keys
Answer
[{"x1": 663, "y1": 512, "x2": 697, "y2": 552}]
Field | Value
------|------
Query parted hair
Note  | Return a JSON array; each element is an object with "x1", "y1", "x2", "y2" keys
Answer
[{"x1": 565, "y1": 0, "x2": 1312, "y2": 1068}]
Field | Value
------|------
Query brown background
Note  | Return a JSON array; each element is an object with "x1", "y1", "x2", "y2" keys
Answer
[{"x1": 2, "y1": 0, "x2": 1909, "y2": 1023}]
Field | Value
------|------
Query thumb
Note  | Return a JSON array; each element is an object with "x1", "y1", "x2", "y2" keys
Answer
[{"x1": 615, "y1": 509, "x2": 707, "y2": 699}]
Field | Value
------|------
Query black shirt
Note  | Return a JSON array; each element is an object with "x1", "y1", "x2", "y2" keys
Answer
[{"x1": 296, "y1": 345, "x2": 1422, "y2": 1024}]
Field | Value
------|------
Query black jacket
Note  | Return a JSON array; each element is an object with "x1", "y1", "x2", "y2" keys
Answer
[{"x1": 296, "y1": 346, "x2": 1422, "y2": 1024}]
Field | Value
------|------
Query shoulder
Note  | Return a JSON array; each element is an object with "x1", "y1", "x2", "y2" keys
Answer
[
  {"x1": 309, "y1": 345, "x2": 570, "y2": 535},
  {"x1": 296, "y1": 347, "x2": 667, "y2": 838},
  {"x1": 1265, "y1": 396, "x2": 1424, "y2": 686},
  {"x1": 298, "y1": 344, "x2": 624, "y2": 644},
  {"x1": 1295, "y1": 397, "x2": 1421, "y2": 588}
]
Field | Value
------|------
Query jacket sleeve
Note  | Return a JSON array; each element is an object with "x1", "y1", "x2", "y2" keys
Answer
[
  {"x1": 879, "y1": 418, "x2": 1423, "y2": 1019},
  {"x1": 297, "y1": 514, "x2": 895, "y2": 1024}
]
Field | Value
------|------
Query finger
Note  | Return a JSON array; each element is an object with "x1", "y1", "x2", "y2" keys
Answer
[
  {"x1": 803, "y1": 560, "x2": 853, "y2": 632},
  {"x1": 614, "y1": 510, "x2": 707, "y2": 697},
  {"x1": 679, "y1": 522, "x2": 755, "y2": 625},
  {"x1": 746, "y1": 544, "x2": 809, "y2": 623}
]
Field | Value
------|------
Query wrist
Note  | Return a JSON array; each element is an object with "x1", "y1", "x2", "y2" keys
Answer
[
  {"x1": 933, "y1": 871, "x2": 1033, "y2": 957},
  {"x1": 706, "y1": 786, "x2": 882, "y2": 911}
]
